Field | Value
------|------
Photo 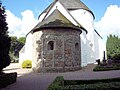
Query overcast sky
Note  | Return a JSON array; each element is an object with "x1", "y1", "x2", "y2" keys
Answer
[{"x1": 2, "y1": 0, "x2": 120, "y2": 42}]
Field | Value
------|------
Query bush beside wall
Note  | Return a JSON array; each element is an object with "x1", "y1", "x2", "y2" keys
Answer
[
  {"x1": 22, "y1": 60, "x2": 32, "y2": 68},
  {"x1": 0, "y1": 72, "x2": 17, "y2": 89}
]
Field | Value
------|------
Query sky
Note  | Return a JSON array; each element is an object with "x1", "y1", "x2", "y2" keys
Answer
[{"x1": 2, "y1": 0, "x2": 120, "y2": 42}]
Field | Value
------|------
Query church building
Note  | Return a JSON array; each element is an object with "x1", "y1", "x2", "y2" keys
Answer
[{"x1": 19, "y1": 0, "x2": 103, "y2": 72}]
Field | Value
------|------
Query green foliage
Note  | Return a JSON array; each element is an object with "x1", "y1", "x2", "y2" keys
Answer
[
  {"x1": 22, "y1": 60, "x2": 32, "y2": 68},
  {"x1": 0, "y1": 2, "x2": 11, "y2": 72},
  {"x1": 0, "y1": 72, "x2": 17, "y2": 89},
  {"x1": 10, "y1": 36, "x2": 26, "y2": 63},
  {"x1": 0, "y1": 2, "x2": 8, "y2": 35},
  {"x1": 106, "y1": 34, "x2": 120, "y2": 62},
  {"x1": 64, "y1": 82, "x2": 120, "y2": 90},
  {"x1": 18, "y1": 37, "x2": 26, "y2": 44},
  {"x1": 9, "y1": 52, "x2": 18, "y2": 63},
  {"x1": 64, "y1": 77, "x2": 120, "y2": 85},
  {"x1": 47, "y1": 76, "x2": 64, "y2": 90},
  {"x1": 93, "y1": 65, "x2": 120, "y2": 71},
  {"x1": 10, "y1": 36, "x2": 17, "y2": 54},
  {"x1": 48, "y1": 76, "x2": 120, "y2": 90}
]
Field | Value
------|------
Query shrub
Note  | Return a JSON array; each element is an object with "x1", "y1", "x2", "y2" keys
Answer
[
  {"x1": 64, "y1": 82, "x2": 120, "y2": 90},
  {"x1": 22, "y1": 60, "x2": 32, "y2": 68},
  {"x1": 93, "y1": 65, "x2": 120, "y2": 71},
  {"x1": 0, "y1": 72, "x2": 17, "y2": 89},
  {"x1": 48, "y1": 76, "x2": 120, "y2": 90},
  {"x1": 47, "y1": 76, "x2": 64, "y2": 90}
]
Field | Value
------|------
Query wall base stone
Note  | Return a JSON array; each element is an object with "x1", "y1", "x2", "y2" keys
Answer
[{"x1": 33, "y1": 66, "x2": 81, "y2": 73}]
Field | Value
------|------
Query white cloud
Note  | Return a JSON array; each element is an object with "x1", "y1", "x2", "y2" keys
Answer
[
  {"x1": 94, "y1": 5, "x2": 120, "y2": 41},
  {"x1": 6, "y1": 10, "x2": 39, "y2": 37}
]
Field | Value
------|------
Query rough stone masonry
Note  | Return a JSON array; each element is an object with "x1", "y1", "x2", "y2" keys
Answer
[{"x1": 33, "y1": 28, "x2": 81, "y2": 72}]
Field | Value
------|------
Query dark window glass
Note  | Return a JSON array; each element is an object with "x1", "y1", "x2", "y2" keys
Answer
[
  {"x1": 75, "y1": 43, "x2": 79, "y2": 51},
  {"x1": 48, "y1": 41, "x2": 54, "y2": 50}
]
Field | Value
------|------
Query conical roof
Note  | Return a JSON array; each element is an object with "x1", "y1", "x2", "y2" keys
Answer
[
  {"x1": 33, "y1": 9, "x2": 81, "y2": 32},
  {"x1": 39, "y1": 0, "x2": 94, "y2": 19},
  {"x1": 58, "y1": 0, "x2": 90, "y2": 10}
]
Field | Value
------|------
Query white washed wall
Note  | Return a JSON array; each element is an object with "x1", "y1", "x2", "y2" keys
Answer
[
  {"x1": 70, "y1": 9, "x2": 94, "y2": 45},
  {"x1": 38, "y1": 13, "x2": 46, "y2": 22},
  {"x1": 99, "y1": 39, "x2": 106, "y2": 61},
  {"x1": 94, "y1": 31, "x2": 100, "y2": 60},
  {"x1": 19, "y1": 33, "x2": 33, "y2": 65},
  {"x1": 69, "y1": 9, "x2": 94, "y2": 30},
  {"x1": 93, "y1": 32, "x2": 106, "y2": 62},
  {"x1": 25, "y1": 33, "x2": 33, "y2": 58},
  {"x1": 80, "y1": 30, "x2": 88, "y2": 67},
  {"x1": 32, "y1": 31, "x2": 43, "y2": 68},
  {"x1": 70, "y1": 9, "x2": 97, "y2": 65},
  {"x1": 19, "y1": 53, "x2": 25, "y2": 65},
  {"x1": 87, "y1": 39, "x2": 95, "y2": 64}
]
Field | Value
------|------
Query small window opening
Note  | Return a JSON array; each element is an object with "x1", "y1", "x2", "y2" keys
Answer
[
  {"x1": 48, "y1": 41, "x2": 54, "y2": 50},
  {"x1": 75, "y1": 43, "x2": 79, "y2": 51}
]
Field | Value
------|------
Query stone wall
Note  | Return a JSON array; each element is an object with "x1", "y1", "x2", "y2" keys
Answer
[{"x1": 33, "y1": 28, "x2": 81, "y2": 72}]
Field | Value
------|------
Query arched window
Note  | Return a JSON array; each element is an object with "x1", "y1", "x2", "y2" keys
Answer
[
  {"x1": 75, "y1": 43, "x2": 79, "y2": 51},
  {"x1": 48, "y1": 41, "x2": 54, "y2": 50}
]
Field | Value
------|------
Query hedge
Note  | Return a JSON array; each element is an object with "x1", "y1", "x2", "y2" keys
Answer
[
  {"x1": 47, "y1": 76, "x2": 64, "y2": 90},
  {"x1": 48, "y1": 76, "x2": 120, "y2": 90},
  {"x1": 93, "y1": 65, "x2": 120, "y2": 71},
  {"x1": 63, "y1": 82, "x2": 120, "y2": 90},
  {"x1": 0, "y1": 72, "x2": 17, "y2": 89}
]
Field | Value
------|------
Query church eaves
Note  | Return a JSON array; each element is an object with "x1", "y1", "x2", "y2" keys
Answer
[{"x1": 33, "y1": 9, "x2": 81, "y2": 33}]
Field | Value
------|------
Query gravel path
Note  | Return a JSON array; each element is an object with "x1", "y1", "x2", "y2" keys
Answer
[{"x1": 1, "y1": 63, "x2": 120, "y2": 90}]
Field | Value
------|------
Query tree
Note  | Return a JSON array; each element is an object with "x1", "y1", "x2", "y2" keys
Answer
[
  {"x1": 0, "y1": 2, "x2": 11, "y2": 72},
  {"x1": 10, "y1": 36, "x2": 25, "y2": 62},
  {"x1": 18, "y1": 37, "x2": 26, "y2": 44},
  {"x1": 106, "y1": 34, "x2": 120, "y2": 63},
  {"x1": 10, "y1": 36, "x2": 17, "y2": 53}
]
